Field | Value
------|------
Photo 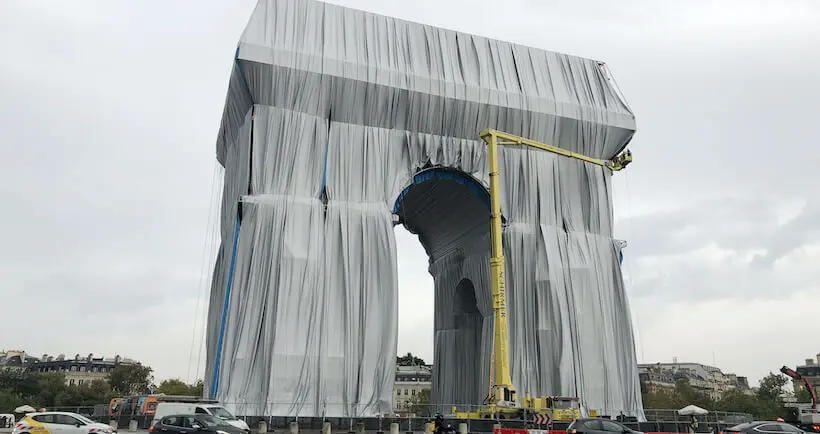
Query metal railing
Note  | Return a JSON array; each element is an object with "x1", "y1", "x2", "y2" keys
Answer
[
  {"x1": 41, "y1": 404, "x2": 753, "y2": 433},
  {"x1": 643, "y1": 409, "x2": 753, "y2": 425}
]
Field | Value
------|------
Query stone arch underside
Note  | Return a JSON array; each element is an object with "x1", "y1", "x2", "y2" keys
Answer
[
  {"x1": 205, "y1": 0, "x2": 645, "y2": 421},
  {"x1": 393, "y1": 169, "x2": 494, "y2": 409}
]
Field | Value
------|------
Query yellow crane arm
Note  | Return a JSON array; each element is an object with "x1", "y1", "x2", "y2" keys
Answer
[
  {"x1": 479, "y1": 129, "x2": 632, "y2": 409},
  {"x1": 484, "y1": 130, "x2": 517, "y2": 407}
]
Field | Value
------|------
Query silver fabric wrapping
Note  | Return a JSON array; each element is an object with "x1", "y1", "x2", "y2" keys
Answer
[{"x1": 206, "y1": 0, "x2": 644, "y2": 419}]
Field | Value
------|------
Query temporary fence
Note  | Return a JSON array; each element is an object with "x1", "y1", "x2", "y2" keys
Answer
[
  {"x1": 43, "y1": 403, "x2": 751, "y2": 433},
  {"x1": 642, "y1": 409, "x2": 753, "y2": 425}
]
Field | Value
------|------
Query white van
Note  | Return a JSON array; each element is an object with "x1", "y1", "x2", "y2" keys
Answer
[{"x1": 151, "y1": 403, "x2": 249, "y2": 432}]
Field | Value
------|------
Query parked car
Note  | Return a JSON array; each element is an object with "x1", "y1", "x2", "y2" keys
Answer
[
  {"x1": 149, "y1": 415, "x2": 246, "y2": 434},
  {"x1": 13, "y1": 411, "x2": 116, "y2": 434},
  {"x1": 724, "y1": 422, "x2": 805, "y2": 434},
  {"x1": 151, "y1": 403, "x2": 249, "y2": 432},
  {"x1": 568, "y1": 418, "x2": 644, "y2": 434}
]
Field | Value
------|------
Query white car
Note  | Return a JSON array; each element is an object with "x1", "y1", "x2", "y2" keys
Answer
[{"x1": 13, "y1": 412, "x2": 116, "y2": 434}]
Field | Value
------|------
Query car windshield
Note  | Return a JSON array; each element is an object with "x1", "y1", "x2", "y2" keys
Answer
[
  {"x1": 73, "y1": 415, "x2": 95, "y2": 425},
  {"x1": 727, "y1": 424, "x2": 754, "y2": 431},
  {"x1": 207, "y1": 407, "x2": 236, "y2": 421},
  {"x1": 197, "y1": 415, "x2": 228, "y2": 428}
]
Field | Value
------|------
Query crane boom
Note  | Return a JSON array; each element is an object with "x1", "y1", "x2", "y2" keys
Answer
[
  {"x1": 781, "y1": 365, "x2": 817, "y2": 411},
  {"x1": 478, "y1": 129, "x2": 632, "y2": 411}
]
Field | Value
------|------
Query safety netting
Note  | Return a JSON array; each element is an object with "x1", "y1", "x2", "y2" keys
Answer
[{"x1": 205, "y1": 0, "x2": 644, "y2": 420}]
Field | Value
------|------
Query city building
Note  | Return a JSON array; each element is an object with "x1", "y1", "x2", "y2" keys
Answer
[
  {"x1": 639, "y1": 360, "x2": 751, "y2": 400},
  {"x1": 0, "y1": 350, "x2": 40, "y2": 370},
  {"x1": 1, "y1": 350, "x2": 139, "y2": 386},
  {"x1": 792, "y1": 353, "x2": 820, "y2": 397},
  {"x1": 393, "y1": 365, "x2": 432, "y2": 415}
]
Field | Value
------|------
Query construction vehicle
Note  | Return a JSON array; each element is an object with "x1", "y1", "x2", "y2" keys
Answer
[
  {"x1": 450, "y1": 130, "x2": 631, "y2": 422},
  {"x1": 780, "y1": 366, "x2": 820, "y2": 432}
]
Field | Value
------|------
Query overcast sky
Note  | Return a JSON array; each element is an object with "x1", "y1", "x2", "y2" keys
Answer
[{"x1": 1, "y1": 0, "x2": 819, "y2": 390}]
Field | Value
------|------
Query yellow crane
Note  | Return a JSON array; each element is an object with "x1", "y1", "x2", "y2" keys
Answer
[{"x1": 452, "y1": 129, "x2": 632, "y2": 422}]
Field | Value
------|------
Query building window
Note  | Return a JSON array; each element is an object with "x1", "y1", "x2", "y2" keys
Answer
[
  {"x1": 80, "y1": 366, "x2": 87, "y2": 372},
  {"x1": 404, "y1": 389, "x2": 408, "y2": 396},
  {"x1": 69, "y1": 379, "x2": 75, "y2": 386},
  {"x1": 70, "y1": 365, "x2": 77, "y2": 372},
  {"x1": 78, "y1": 379, "x2": 84, "y2": 385},
  {"x1": 412, "y1": 389, "x2": 416, "y2": 396}
]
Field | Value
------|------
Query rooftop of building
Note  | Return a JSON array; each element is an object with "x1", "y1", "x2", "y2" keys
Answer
[
  {"x1": 0, "y1": 350, "x2": 138, "y2": 367},
  {"x1": 638, "y1": 361, "x2": 749, "y2": 387}
]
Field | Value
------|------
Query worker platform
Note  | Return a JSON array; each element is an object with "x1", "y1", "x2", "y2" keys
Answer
[{"x1": 206, "y1": 0, "x2": 644, "y2": 420}]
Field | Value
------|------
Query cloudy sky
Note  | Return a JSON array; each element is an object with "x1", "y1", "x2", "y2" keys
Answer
[{"x1": 2, "y1": 0, "x2": 819, "y2": 390}]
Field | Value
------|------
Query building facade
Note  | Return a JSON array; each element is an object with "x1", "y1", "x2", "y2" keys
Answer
[
  {"x1": 792, "y1": 353, "x2": 820, "y2": 397},
  {"x1": 0, "y1": 350, "x2": 39, "y2": 370},
  {"x1": 1, "y1": 350, "x2": 139, "y2": 386},
  {"x1": 393, "y1": 365, "x2": 432, "y2": 415},
  {"x1": 639, "y1": 361, "x2": 751, "y2": 400}
]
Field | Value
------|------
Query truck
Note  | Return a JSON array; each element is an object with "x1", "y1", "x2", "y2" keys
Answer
[{"x1": 780, "y1": 366, "x2": 820, "y2": 432}]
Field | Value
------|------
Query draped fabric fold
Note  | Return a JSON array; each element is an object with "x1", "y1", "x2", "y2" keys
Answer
[{"x1": 207, "y1": 0, "x2": 644, "y2": 420}]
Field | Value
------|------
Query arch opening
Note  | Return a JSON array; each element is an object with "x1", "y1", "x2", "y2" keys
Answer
[{"x1": 393, "y1": 167, "x2": 495, "y2": 411}]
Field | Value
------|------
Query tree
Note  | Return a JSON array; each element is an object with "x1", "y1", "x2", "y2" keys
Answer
[
  {"x1": 641, "y1": 372, "x2": 795, "y2": 421},
  {"x1": 641, "y1": 380, "x2": 714, "y2": 410},
  {"x1": 191, "y1": 380, "x2": 204, "y2": 398},
  {"x1": 795, "y1": 386, "x2": 814, "y2": 404},
  {"x1": 156, "y1": 379, "x2": 202, "y2": 396},
  {"x1": 109, "y1": 364, "x2": 154, "y2": 395},
  {"x1": 54, "y1": 380, "x2": 113, "y2": 407},
  {"x1": 757, "y1": 372, "x2": 788, "y2": 403},
  {"x1": 397, "y1": 353, "x2": 426, "y2": 366},
  {"x1": 0, "y1": 369, "x2": 113, "y2": 412},
  {"x1": 409, "y1": 388, "x2": 432, "y2": 417},
  {"x1": 716, "y1": 389, "x2": 766, "y2": 417}
]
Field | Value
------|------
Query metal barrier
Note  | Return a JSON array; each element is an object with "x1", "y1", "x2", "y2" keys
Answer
[
  {"x1": 643, "y1": 409, "x2": 753, "y2": 425},
  {"x1": 43, "y1": 405, "x2": 753, "y2": 433}
]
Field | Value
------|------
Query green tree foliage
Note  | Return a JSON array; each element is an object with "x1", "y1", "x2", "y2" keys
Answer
[
  {"x1": 757, "y1": 372, "x2": 788, "y2": 403},
  {"x1": 108, "y1": 364, "x2": 154, "y2": 395},
  {"x1": 397, "y1": 353, "x2": 426, "y2": 366},
  {"x1": 0, "y1": 363, "x2": 161, "y2": 413},
  {"x1": 795, "y1": 387, "x2": 814, "y2": 404},
  {"x1": 156, "y1": 379, "x2": 203, "y2": 397},
  {"x1": 409, "y1": 388, "x2": 432, "y2": 417},
  {"x1": 0, "y1": 370, "x2": 115, "y2": 413},
  {"x1": 641, "y1": 372, "x2": 792, "y2": 421}
]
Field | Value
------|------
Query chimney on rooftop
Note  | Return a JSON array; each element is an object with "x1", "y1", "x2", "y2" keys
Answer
[
  {"x1": 807, "y1": 359, "x2": 814, "y2": 366},
  {"x1": 816, "y1": 353, "x2": 820, "y2": 364}
]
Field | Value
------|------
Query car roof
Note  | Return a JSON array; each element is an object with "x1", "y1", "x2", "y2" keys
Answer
[
  {"x1": 30, "y1": 412, "x2": 80, "y2": 416},
  {"x1": 161, "y1": 414, "x2": 210, "y2": 418}
]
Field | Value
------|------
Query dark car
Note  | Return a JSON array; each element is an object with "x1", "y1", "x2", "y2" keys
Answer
[
  {"x1": 568, "y1": 418, "x2": 644, "y2": 434},
  {"x1": 150, "y1": 414, "x2": 247, "y2": 434},
  {"x1": 725, "y1": 422, "x2": 806, "y2": 434}
]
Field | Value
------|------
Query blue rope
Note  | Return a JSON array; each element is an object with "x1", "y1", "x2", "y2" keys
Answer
[
  {"x1": 321, "y1": 140, "x2": 329, "y2": 192},
  {"x1": 210, "y1": 212, "x2": 241, "y2": 398}
]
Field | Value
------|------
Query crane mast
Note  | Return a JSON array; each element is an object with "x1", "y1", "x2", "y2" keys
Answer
[
  {"x1": 477, "y1": 129, "x2": 632, "y2": 415},
  {"x1": 485, "y1": 130, "x2": 517, "y2": 407}
]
